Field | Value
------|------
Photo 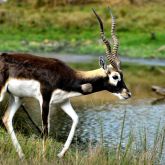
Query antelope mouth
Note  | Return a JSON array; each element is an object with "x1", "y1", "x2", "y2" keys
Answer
[
  {"x1": 121, "y1": 92, "x2": 132, "y2": 100},
  {"x1": 113, "y1": 92, "x2": 131, "y2": 100},
  {"x1": 122, "y1": 95, "x2": 130, "y2": 100}
]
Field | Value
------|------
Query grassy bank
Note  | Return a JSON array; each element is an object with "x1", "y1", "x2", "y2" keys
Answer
[
  {"x1": 0, "y1": 2, "x2": 165, "y2": 58},
  {"x1": 0, "y1": 111, "x2": 165, "y2": 165}
]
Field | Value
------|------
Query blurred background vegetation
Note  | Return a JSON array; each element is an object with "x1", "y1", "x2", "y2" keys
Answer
[
  {"x1": 0, "y1": 0, "x2": 164, "y2": 58},
  {"x1": 0, "y1": 1, "x2": 165, "y2": 164}
]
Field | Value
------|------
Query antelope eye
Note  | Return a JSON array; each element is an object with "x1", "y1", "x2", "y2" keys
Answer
[{"x1": 112, "y1": 75, "x2": 119, "y2": 80}]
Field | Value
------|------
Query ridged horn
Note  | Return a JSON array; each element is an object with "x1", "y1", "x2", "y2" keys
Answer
[
  {"x1": 109, "y1": 8, "x2": 120, "y2": 69},
  {"x1": 92, "y1": 9, "x2": 112, "y2": 63}
]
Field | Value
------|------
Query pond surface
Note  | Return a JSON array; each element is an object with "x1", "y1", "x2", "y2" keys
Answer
[
  {"x1": 48, "y1": 97, "x2": 165, "y2": 148},
  {"x1": 34, "y1": 52, "x2": 165, "y2": 66}
]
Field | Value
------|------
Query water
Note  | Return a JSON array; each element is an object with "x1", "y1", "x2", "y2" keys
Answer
[
  {"x1": 48, "y1": 98, "x2": 165, "y2": 149},
  {"x1": 34, "y1": 53, "x2": 165, "y2": 66}
]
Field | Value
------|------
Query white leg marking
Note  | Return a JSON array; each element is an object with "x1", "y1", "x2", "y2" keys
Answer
[
  {"x1": 35, "y1": 95, "x2": 46, "y2": 154},
  {"x1": 36, "y1": 94, "x2": 43, "y2": 114},
  {"x1": 2, "y1": 95, "x2": 24, "y2": 159},
  {"x1": 0, "y1": 87, "x2": 6, "y2": 102},
  {"x1": 48, "y1": 104, "x2": 51, "y2": 135},
  {"x1": 57, "y1": 99, "x2": 79, "y2": 158},
  {"x1": 0, "y1": 82, "x2": 8, "y2": 102}
]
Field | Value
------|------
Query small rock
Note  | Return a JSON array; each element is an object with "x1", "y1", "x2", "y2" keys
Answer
[{"x1": 152, "y1": 85, "x2": 165, "y2": 96}]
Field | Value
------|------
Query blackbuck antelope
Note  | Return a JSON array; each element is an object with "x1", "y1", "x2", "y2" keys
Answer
[{"x1": 0, "y1": 9, "x2": 131, "y2": 159}]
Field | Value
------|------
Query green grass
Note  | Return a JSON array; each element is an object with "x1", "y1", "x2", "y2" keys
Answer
[
  {"x1": 0, "y1": 110, "x2": 165, "y2": 165},
  {"x1": 0, "y1": 2, "x2": 165, "y2": 58}
]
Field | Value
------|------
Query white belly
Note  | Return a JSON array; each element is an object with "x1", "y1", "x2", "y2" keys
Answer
[
  {"x1": 7, "y1": 78, "x2": 82, "y2": 104},
  {"x1": 50, "y1": 89, "x2": 82, "y2": 104},
  {"x1": 7, "y1": 78, "x2": 41, "y2": 98}
]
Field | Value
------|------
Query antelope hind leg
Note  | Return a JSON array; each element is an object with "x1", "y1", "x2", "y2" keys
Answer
[{"x1": 2, "y1": 95, "x2": 25, "y2": 160}]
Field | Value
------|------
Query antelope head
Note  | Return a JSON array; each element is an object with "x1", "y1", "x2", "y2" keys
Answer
[{"x1": 93, "y1": 9, "x2": 131, "y2": 99}]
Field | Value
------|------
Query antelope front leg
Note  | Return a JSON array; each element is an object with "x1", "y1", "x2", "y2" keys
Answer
[{"x1": 57, "y1": 99, "x2": 79, "y2": 158}]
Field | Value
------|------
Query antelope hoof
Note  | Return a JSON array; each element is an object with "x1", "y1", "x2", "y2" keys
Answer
[
  {"x1": 19, "y1": 153, "x2": 25, "y2": 161},
  {"x1": 57, "y1": 152, "x2": 64, "y2": 158}
]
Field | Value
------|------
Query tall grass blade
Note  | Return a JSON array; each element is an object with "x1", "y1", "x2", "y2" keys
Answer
[
  {"x1": 122, "y1": 131, "x2": 134, "y2": 162},
  {"x1": 157, "y1": 127, "x2": 165, "y2": 165},
  {"x1": 117, "y1": 109, "x2": 127, "y2": 161}
]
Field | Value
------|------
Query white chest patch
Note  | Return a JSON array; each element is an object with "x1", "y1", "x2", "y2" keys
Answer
[
  {"x1": 7, "y1": 78, "x2": 41, "y2": 99},
  {"x1": 50, "y1": 89, "x2": 82, "y2": 104}
]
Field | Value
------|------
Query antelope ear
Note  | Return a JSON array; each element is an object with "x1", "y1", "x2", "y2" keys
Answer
[{"x1": 99, "y1": 56, "x2": 107, "y2": 70}]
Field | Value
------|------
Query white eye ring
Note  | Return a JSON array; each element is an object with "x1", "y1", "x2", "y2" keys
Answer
[
  {"x1": 112, "y1": 75, "x2": 119, "y2": 80},
  {"x1": 111, "y1": 72, "x2": 121, "y2": 81},
  {"x1": 109, "y1": 72, "x2": 121, "y2": 86}
]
